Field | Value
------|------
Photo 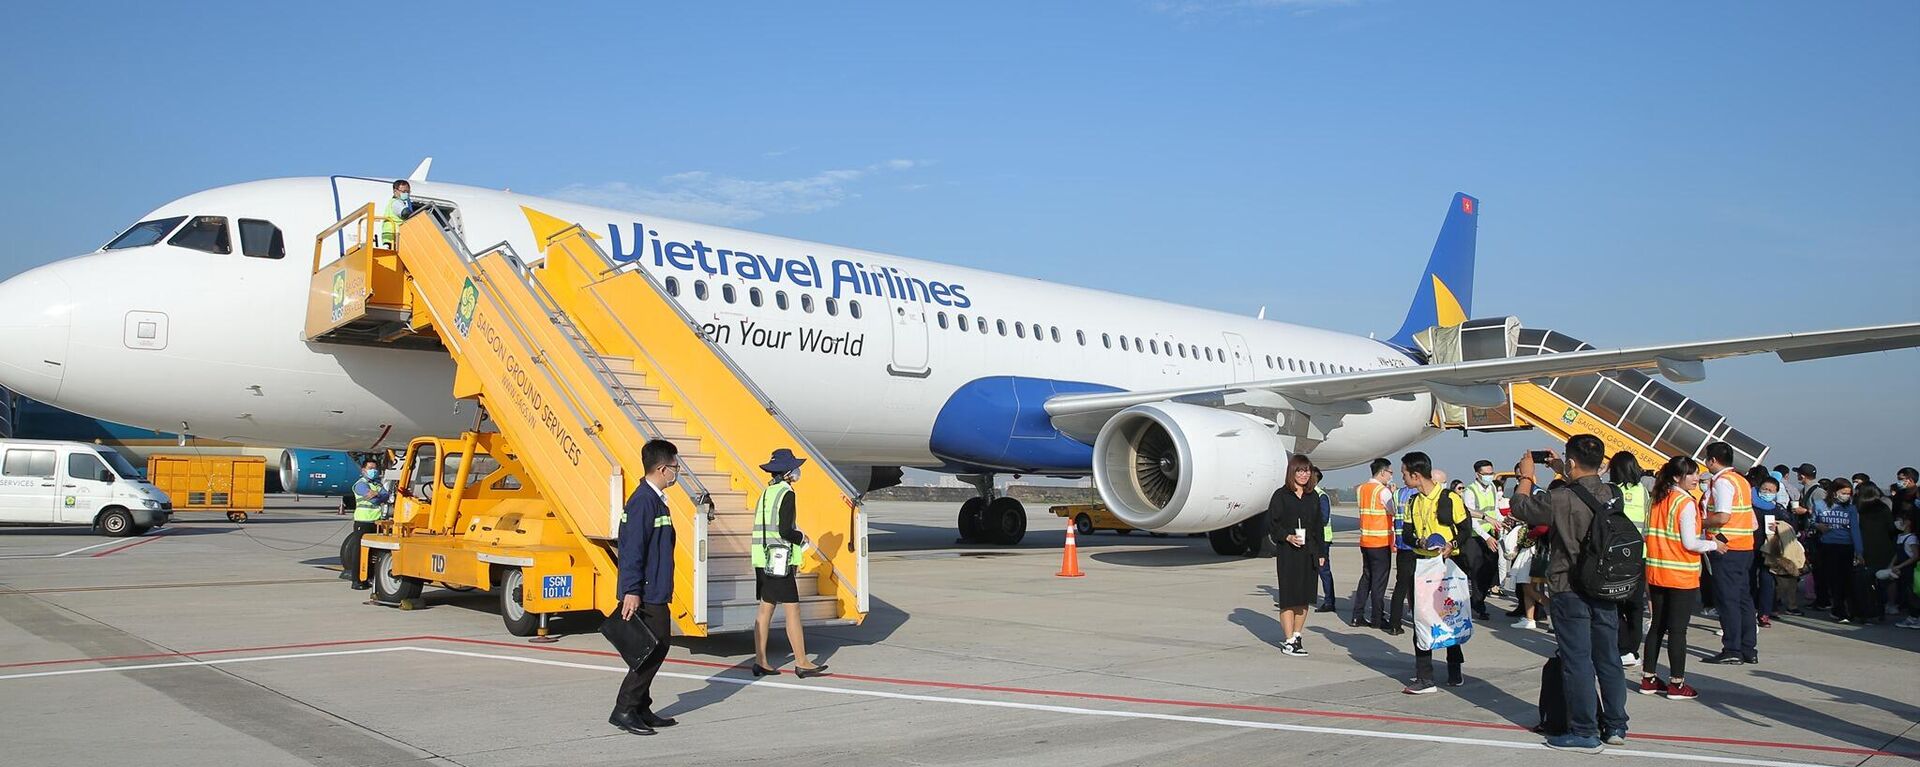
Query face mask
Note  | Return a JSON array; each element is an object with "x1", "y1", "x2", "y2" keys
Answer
[
  {"x1": 1835, "y1": 494, "x2": 1852, "y2": 504},
  {"x1": 788, "y1": 467, "x2": 803, "y2": 482},
  {"x1": 398, "y1": 192, "x2": 410, "y2": 201},
  {"x1": 1477, "y1": 475, "x2": 1494, "y2": 486},
  {"x1": 364, "y1": 468, "x2": 379, "y2": 480}
]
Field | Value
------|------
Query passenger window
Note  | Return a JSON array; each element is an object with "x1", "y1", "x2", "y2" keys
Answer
[
  {"x1": 1052, "y1": 327, "x2": 1062, "y2": 343},
  {"x1": 1102, "y1": 333, "x2": 1112, "y2": 349},
  {"x1": 722, "y1": 284, "x2": 737, "y2": 304},
  {"x1": 958, "y1": 314, "x2": 970, "y2": 332},
  {"x1": 979, "y1": 317, "x2": 990, "y2": 334},
  {"x1": 1178, "y1": 344, "x2": 1188, "y2": 359},
  {"x1": 826, "y1": 298, "x2": 839, "y2": 316},
  {"x1": 1134, "y1": 337, "x2": 1143, "y2": 353},
  {"x1": 850, "y1": 301, "x2": 863, "y2": 319},
  {"x1": 801, "y1": 294, "x2": 814, "y2": 313},
  {"x1": 104, "y1": 216, "x2": 188, "y2": 250},
  {"x1": 3, "y1": 449, "x2": 56, "y2": 478},
  {"x1": 1149, "y1": 340, "x2": 1160, "y2": 355},
  {"x1": 1015, "y1": 322, "x2": 1026, "y2": 339},
  {"x1": 1076, "y1": 330, "x2": 1086, "y2": 346},
  {"x1": 749, "y1": 287, "x2": 763, "y2": 307},
  {"x1": 1120, "y1": 336, "x2": 1130, "y2": 351},
  {"x1": 238, "y1": 219, "x2": 285, "y2": 259},
  {"x1": 66, "y1": 453, "x2": 111, "y2": 482},
  {"x1": 937, "y1": 312, "x2": 949, "y2": 329},
  {"x1": 694, "y1": 280, "x2": 709, "y2": 300},
  {"x1": 1204, "y1": 347, "x2": 1213, "y2": 362},
  {"x1": 664, "y1": 277, "x2": 680, "y2": 297},
  {"x1": 167, "y1": 215, "x2": 231, "y2": 254},
  {"x1": 996, "y1": 320, "x2": 1008, "y2": 336},
  {"x1": 776, "y1": 291, "x2": 789, "y2": 310}
]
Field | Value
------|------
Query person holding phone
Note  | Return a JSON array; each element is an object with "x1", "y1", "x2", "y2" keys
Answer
[{"x1": 1266, "y1": 454, "x2": 1325, "y2": 657}]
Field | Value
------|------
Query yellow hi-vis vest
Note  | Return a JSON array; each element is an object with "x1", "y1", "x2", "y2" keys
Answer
[
  {"x1": 1355, "y1": 480, "x2": 1392, "y2": 548},
  {"x1": 1619, "y1": 483, "x2": 1648, "y2": 532},
  {"x1": 1466, "y1": 482, "x2": 1499, "y2": 537},
  {"x1": 752, "y1": 481, "x2": 794, "y2": 569},
  {"x1": 353, "y1": 480, "x2": 382, "y2": 523},
  {"x1": 1316, "y1": 487, "x2": 1332, "y2": 541},
  {"x1": 382, "y1": 196, "x2": 407, "y2": 246}
]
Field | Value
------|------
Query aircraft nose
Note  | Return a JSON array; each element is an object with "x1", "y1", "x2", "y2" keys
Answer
[{"x1": 0, "y1": 263, "x2": 74, "y2": 402}]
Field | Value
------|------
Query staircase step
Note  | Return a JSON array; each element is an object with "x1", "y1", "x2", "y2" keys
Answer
[{"x1": 706, "y1": 595, "x2": 840, "y2": 630}]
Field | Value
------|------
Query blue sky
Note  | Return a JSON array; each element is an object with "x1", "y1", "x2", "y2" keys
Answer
[{"x1": 3, "y1": 2, "x2": 1915, "y2": 482}]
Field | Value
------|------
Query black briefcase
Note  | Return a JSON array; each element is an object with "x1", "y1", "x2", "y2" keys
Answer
[{"x1": 600, "y1": 610, "x2": 658, "y2": 668}]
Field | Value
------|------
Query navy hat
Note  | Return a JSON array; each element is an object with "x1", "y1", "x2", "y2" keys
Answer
[
  {"x1": 1795, "y1": 463, "x2": 1818, "y2": 478},
  {"x1": 761, "y1": 448, "x2": 806, "y2": 474}
]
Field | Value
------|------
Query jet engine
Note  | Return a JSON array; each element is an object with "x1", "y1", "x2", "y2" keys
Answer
[
  {"x1": 1091, "y1": 402, "x2": 1291, "y2": 533},
  {"x1": 278, "y1": 449, "x2": 362, "y2": 497}
]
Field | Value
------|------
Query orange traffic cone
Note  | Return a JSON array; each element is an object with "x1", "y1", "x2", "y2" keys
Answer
[{"x1": 1057, "y1": 519, "x2": 1085, "y2": 578}]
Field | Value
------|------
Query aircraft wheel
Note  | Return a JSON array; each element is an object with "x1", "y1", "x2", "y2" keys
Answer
[
  {"x1": 957, "y1": 497, "x2": 985, "y2": 541},
  {"x1": 1208, "y1": 524, "x2": 1252, "y2": 556},
  {"x1": 499, "y1": 568, "x2": 539, "y2": 637},
  {"x1": 985, "y1": 497, "x2": 1026, "y2": 545}
]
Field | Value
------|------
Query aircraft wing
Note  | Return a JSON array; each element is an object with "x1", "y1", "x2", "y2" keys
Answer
[{"x1": 1043, "y1": 322, "x2": 1920, "y2": 441}]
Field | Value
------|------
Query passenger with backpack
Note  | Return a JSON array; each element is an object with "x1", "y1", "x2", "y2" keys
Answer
[
  {"x1": 1510, "y1": 435, "x2": 1640, "y2": 753},
  {"x1": 1639, "y1": 456, "x2": 1725, "y2": 701}
]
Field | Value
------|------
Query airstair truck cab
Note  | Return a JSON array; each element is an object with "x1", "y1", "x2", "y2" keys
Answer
[{"x1": 0, "y1": 438, "x2": 172, "y2": 536}]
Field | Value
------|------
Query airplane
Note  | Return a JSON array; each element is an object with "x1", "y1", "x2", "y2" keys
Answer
[{"x1": 1, "y1": 170, "x2": 1914, "y2": 553}]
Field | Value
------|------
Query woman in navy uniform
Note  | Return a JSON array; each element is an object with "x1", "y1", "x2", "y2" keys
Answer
[{"x1": 751, "y1": 448, "x2": 829, "y2": 678}]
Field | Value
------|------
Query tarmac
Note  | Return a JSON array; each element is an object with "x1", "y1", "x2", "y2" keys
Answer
[{"x1": 1, "y1": 497, "x2": 1915, "y2": 767}]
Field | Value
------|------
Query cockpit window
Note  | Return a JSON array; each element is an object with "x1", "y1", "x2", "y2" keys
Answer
[
  {"x1": 167, "y1": 216, "x2": 231, "y2": 254},
  {"x1": 239, "y1": 219, "x2": 285, "y2": 259},
  {"x1": 104, "y1": 216, "x2": 187, "y2": 250}
]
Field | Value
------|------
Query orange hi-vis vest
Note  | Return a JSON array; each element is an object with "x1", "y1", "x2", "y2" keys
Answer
[
  {"x1": 1709, "y1": 469, "x2": 1757, "y2": 552},
  {"x1": 1356, "y1": 480, "x2": 1392, "y2": 549},
  {"x1": 1646, "y1": 489, "x2": 1703, "y2": 589}
]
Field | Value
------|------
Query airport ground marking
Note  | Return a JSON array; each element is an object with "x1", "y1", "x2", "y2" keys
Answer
[
  {"x1": 89, "y1": 530, "x2": 174, "y2": 557},
  {"x1": 0, "y1": 635, "x2": 1909, "y2": 762},
  {"x1": 0, "y1": 538, "x2": 129, "y2": 559}
]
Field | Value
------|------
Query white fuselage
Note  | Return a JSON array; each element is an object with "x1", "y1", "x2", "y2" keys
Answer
[{"x1": 0, "y1": 176, "x2": 1435, "y2": 472}]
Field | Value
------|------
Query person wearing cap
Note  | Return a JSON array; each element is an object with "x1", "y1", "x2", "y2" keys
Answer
[{"x1": 751, "y1": 448, "x2": 828, "y2": 678}]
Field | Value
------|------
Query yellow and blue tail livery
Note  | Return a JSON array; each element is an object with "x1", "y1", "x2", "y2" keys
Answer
[{"x1": 1387, "y1": 192, "x2": 1479, "y2": 350}]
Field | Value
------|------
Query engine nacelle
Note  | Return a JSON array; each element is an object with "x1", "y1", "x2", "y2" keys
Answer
[
  {"x1": 278, "y1": 449, "x2": 362, "y2": 496},
  {"x1": 1091, "y1": 402, "x2": 1291, "y2": 533}
]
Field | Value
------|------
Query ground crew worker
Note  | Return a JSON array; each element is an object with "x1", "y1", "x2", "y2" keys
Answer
[
  {"x1": 1465, "y1": 460, "x2": 1502, "y2": 619},
  {"x1": 1313, "y1": 467, "x2": 1336, "y2": 613},
  {"x1": 1640, "y1": 455, "x2": 1724, "y2": 701},
  {"x1": 381, "y1": 180, "x2": 415, "y2": 248},
  {"x1": 610, "y1": 439, "x2": 682, "y2": 736},
  {"x1": 1609, "y1": 452, "x2": 1650, "y2": 667},
  {"x1": 1701, "y1": 441, "x2": 1760, "y2": 665},
  {"x1": 751, "y1": 448, "x2": 829, "y2": 678},
  {"x1": 1350, "y1": 458, "x2": 1396, "y2": 629},
  {"x1": 339, "y1": 459, "x2": 386, "y2": 590}
]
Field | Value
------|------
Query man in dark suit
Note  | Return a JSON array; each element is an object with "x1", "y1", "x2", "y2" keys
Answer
[{"x1": 610, "y1": 439, "x2": 681, "y2": 736}]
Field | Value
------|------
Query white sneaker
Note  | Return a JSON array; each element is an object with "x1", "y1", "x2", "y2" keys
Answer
[
  {"x1": 1898, "y1": 617, "x2": 1920, "y2": 630},
  {"x1": 1621, "y1": 652, "x2": 1640, "y2": 668},
  {"x1": 1513, "y1": 618, "x2": 1537, "y2": 630}
]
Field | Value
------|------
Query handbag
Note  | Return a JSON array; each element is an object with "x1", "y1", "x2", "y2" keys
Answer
[{"x1": 600, "y1": 608, "x2": 659, "y2": 669}]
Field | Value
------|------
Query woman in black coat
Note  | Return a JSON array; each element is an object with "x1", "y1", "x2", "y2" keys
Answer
[{"x1": 1268, "y1": 453, "x2": 1327, "y2": 657}]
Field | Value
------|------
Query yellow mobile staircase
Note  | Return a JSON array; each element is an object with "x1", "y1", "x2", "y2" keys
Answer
[{"x1": 306, "y1": 204, "x2": 868, "y2": 636}]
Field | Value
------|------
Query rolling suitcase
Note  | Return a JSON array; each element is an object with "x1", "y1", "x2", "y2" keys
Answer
[{"x1": 1536, "y1": 656, "x2": 1567, "y2": 736}]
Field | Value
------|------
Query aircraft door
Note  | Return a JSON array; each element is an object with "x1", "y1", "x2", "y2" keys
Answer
[
  {"x1": 883, "y1": 272, "x2": 931, "y2": 377},
  {"x1": 328, "y1": 176, "x2": 462, "y2": 252},
  {"x1": 1222, "y1": 332, "x2": 1256, "y2": 382}
]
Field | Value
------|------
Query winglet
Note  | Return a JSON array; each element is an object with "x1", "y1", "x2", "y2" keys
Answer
[
  {"x1": 408, "y1": 157, "x2": 433, "y2": 182},
  {"x1": 1386, "y1": 193, "x2": 1479, "y2": 350}
]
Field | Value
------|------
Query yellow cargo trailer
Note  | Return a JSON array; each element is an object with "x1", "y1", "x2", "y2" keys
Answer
[{"x1": 146, "y1": 455, "x2": 266, "y2": 522}]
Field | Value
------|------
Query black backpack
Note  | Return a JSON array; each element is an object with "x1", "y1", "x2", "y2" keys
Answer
[{"x1": 1568, "y1": 483, "x2": 1645, "y2": 602}]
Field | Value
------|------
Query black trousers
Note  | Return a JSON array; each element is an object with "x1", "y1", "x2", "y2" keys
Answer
[
  {"x1": 1642, "y1": 586, "x2": 1695, "y2": 680},
  {"x1": 1389, "y1": 549, "x2": 1416, "y2": 627},
  {"x1": 1468, "y1": 538, "x2": 1496, "y2": 614},
  {"x1": 1618, "y1": 589, "x2": 1645, "y2": 656},
  {"x1": 340, "y1": 521, "x2": 378, "y2": 585},
  {"x1": 1815, "y1": 542, "x2": 1853, "y2": 616},
  {"x1": 1414, "y1": 643, "x2": 1463, "y2": 683},
  {"x1": 1351, "y1": 547, "x2": 1392, "y2": 625},
  {"x1": 614, "y1": 602, "x2": 672, "y2": 714}
]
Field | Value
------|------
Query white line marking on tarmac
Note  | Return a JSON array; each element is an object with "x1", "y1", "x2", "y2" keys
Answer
[
  {"x1": 0, "y1": 645, "x2": 1839, "y2": 767},
  {"x1": 0, "y1": 647, "x2": 412, "y2": 680},
  {"x1": 0, "y1": 539, "x2": 126, "y2": 559}
]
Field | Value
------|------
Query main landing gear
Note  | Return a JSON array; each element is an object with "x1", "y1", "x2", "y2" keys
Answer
[{"x1": 956, "y1": 474, "x2": 1026, "y2": 545}]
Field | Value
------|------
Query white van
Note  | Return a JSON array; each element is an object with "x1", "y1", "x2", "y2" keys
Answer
[{"x1": 0, "y1": 439, "x2": 172, "y2": 536}]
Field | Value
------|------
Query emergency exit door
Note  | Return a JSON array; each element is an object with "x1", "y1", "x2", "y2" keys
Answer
[
  {"x1": 883, "y1": 271, "x2": 931, "y2": 377},
  {"x1": 1222, "y1": 332, "x2": 1256, "y2": 381}
]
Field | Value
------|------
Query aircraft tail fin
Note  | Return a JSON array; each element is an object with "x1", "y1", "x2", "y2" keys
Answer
[{"x1": 1386, "y1": 192, "x2": 1479, "y2": 349}]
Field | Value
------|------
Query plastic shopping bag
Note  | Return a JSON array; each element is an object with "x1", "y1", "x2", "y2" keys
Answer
[
  {"x1": 1506, "y1": 547, "x2": 1534, "y2": 594},
  {"x1": 1414, "y1": 556, "x2": 1475, "y2": 651}
]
